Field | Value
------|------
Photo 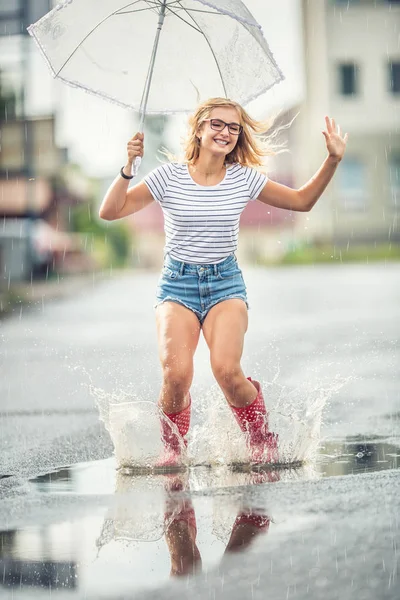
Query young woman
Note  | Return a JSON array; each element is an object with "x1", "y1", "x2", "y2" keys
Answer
[{"x1": 99, "y1": 97, "x2": 348, "y2": 467}]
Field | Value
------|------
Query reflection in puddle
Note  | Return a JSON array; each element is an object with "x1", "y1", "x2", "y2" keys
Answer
[
  {"x1": 34, "y1": 468, "x2": 74, "y2": 493},
  {"x1": 0, "y1": 438, "x2": 398, "y2": 597},
  {"x1": 163, "y1": 479, "x2": 270, "y2": 579},
  {"x1": 0, "y1": 524, "x2": 79, "y2": 593},
  {"x1": 319, "y1": 439, "x2": 400, "y2": 477},
  {"x1": 0, "y1": 468, "x2": 276, "y2": 597},
  {"x1": 98, "y1": 470, "x2": 274, "y2": 579}
]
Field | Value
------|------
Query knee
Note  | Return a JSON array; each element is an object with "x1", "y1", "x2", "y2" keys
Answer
[
  {"x1": 160, "y1": 361, "x2": 193, "y2": 394},
  {"x1": 211, "y1": 358, "x2": 241, "y2": 388}
]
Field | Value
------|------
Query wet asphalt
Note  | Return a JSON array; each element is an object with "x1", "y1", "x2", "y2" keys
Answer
[{"x1": 0, "y1": 263, "x2": 399, "y2": 598}]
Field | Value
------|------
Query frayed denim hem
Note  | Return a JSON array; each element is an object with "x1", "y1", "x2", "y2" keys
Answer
[
  {"x1": 154, "y1": 294, "x2": 249, "y2": 325},
  {"x1": 154, "y1": 297, "x2": 202, "y2": 321},
  {"x1": 205, "y1": 294, "x2": 250, "y2": 315}
]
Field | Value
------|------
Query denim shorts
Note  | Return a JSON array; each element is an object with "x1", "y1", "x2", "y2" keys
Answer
[{"x1": 154, "y1": 254, "x2": 249, "y2": 325}]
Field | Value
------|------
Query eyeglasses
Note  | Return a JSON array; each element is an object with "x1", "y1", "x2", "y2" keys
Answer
[{"x1": 203, "y1": 118, "x2": 243, "y2": 136}]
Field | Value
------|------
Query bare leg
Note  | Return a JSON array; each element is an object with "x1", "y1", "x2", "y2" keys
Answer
[
  {"x1": 165, "y1": 518, "x2": 202, "y2": 577},
  {"x1": 203, "y1": 299, "x2": 277, "y2": 463},
  {"x1": 164, "y1": 475, "x2": 201, "y2": 577},
  {"x1": 202, "y1": 299, "x2": 256, "y2": 408},
  {"x1": 224, "y1": 512, "x2": 270, "y2": 555},
  {"x1": 156, "y1": 302, "x2": 201, "y2": 414}
]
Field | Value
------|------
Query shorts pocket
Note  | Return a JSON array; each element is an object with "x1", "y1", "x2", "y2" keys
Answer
[
  {"x1": 216, "y1": 265, "x2": 242, "y2": 280},
  {"x1": 161, "y1": 266, "x2": 180, "y2": 280}
]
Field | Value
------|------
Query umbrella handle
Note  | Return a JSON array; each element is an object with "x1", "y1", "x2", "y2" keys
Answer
[{"x1": 132, "y1": 156, "x2": 141, "y2": 177}]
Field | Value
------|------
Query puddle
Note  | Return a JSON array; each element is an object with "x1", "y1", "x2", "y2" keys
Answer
[
  {"x1": 0, "y1": 469, "x2": 275, "y2": 598},
  {"x1": 0, "y1": 438, "x2": 398, "y2": 598},
  {"x1": 92, "y1": 380, "x2": 345, "y2": 471},
  {"x1": 30, "y1": 438, "x2": 400, "y2": 497},
  {"x1": 318, "y1": 438, "x2": 400, "y2": 477}
]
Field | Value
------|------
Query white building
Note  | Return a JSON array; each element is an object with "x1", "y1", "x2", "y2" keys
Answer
[{"x1": 293, "y1": 0, "x2": 400, "y2": 245}]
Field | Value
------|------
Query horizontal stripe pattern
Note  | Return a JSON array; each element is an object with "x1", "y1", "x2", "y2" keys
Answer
[{"x1": 143, "y1": 162, "x2": 268, "y2": 264}]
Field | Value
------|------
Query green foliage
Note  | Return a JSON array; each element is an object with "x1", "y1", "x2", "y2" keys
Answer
[
  {"x1": 278, "y1": 243, "x2": 400, "y2": 265},
  {"x1": 0, "y1": 69, "x2": 16, "y2": 122},
  {"x1": 71, "y1": 202, "x2": 132, "y2": 268}
]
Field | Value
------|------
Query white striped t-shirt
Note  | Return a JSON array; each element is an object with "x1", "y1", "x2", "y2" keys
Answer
[{"x1": 143, "y1": 162, "x2": 268, "y2": 264}]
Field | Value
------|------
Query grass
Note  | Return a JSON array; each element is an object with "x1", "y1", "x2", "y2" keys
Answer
[{"x1": 262, "y1": 243, "x2": 400, "y2": 266}]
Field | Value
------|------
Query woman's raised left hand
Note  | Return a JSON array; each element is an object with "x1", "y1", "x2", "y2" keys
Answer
[{"x1": 322, "y1": 117, "x2": 348, "y2": 162}]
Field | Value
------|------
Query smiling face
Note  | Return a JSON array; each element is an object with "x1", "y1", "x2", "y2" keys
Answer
[{"x1": 197, "y1": 106, "x2": 242, "y2": 158}]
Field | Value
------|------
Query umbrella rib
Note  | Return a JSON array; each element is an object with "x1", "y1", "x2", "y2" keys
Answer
[
  {"x1": 116, "y1": 0, "x2": 160, "y2": 14},
  {"x1": 166, "y1": 0, "x2": 220, "y2": 13},
  {"x1": 164, "y1": 6, "x2": 203, "y2": 33},
  {"x1": 143, "y1": 0, "x2": 164, "y2": 8},
  {"x1": 174, "y1": 1, "x2": 228, "y2": 97},
  {"x1": 171, "y1": 6, "x2": 221, "y2": 15},
  {"x1": 54, "y1": 0, "x2": 153, "y2": 77},
  {"x1": 164, "y1": 0, "x2": 224, "y2": 15},
  {"x1": 114, "y1": 0, "x2": 160, "y2": 16},
  {"x1": 161, "y1": 0, "x2": 221, "y2": 15},
  {"x1": 116, "y1": 7, "x2": 159, "y2": 14}
]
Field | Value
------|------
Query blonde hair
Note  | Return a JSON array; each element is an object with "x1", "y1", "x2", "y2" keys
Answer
[{"x1": 183, "y1": 97, "x2": 283, "y2": 169}]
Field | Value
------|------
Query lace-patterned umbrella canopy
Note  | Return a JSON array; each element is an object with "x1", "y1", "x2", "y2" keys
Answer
[{"x1": 28, "y1": 0, "x2": 283, "y2": 124}]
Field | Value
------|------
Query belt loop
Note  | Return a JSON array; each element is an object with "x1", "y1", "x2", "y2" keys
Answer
[
  {"x1": 179, "y1": 261, "x2": 185, "y2": 276},
  {"x1": 213, "y1": 263, "x2": 218, "y2": 276}
]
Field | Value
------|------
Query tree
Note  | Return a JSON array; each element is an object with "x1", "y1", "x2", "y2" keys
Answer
[{"x1": 0, "y1": 70, "x2": 16, "y2": 123}]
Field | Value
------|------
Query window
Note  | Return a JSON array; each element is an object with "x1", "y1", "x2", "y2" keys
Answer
[
  {"x1": 388, "y1": 61, "x2": 400, "y2": 94},
  {"x1": 338, "y1": 63, "x2": 360, "y2": 96},
  {"x1": 337, "y1": 158, "x2": 368, "y2": 211},
  {"x1": 388, "y1": 155, "x2": 400, "y2": 209},
  {"x1": 0, "y1": 0, "x2": 22, "y2": 36},
  {"x1": 0, "y1": 1, "x2": 52, "y2": 37},
  {"x1": 0, "y1": 0, "x2": 20, "y2": 16}
]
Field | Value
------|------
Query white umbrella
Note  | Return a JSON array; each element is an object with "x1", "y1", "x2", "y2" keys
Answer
[{"x1": 28, "y1": 0, "x2": 284, "y2": 171}]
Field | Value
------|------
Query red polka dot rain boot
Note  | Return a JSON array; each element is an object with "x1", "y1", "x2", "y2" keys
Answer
[
  {"x1": 230, "y1": 378, "x2": 279, "y2": 464},
  {"x1": 157, "y1": 395, "x2": 191, "y2": 469}
]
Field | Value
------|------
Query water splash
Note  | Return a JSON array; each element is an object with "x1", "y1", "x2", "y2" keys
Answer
[
  {"x1": 96, "y1": 472, "x2": 181, "y2": 549},
  {"x1": 86, "y1": 370, "x2": 351, "y2": 470},
  {"x1": 88, "y1": 382, "x2": 185, "y2": 469},
  {"x1": 189, "y1": 375, "x2": 351, "y2": 467}
]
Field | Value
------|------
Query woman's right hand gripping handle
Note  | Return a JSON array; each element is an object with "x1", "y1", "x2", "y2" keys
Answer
[
  {"x1": 127, "y1": 132, "x2": 144, "y2": 177},
  {"x1": 99, "y1": 132, "x2": 153, "y2": 221}
]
